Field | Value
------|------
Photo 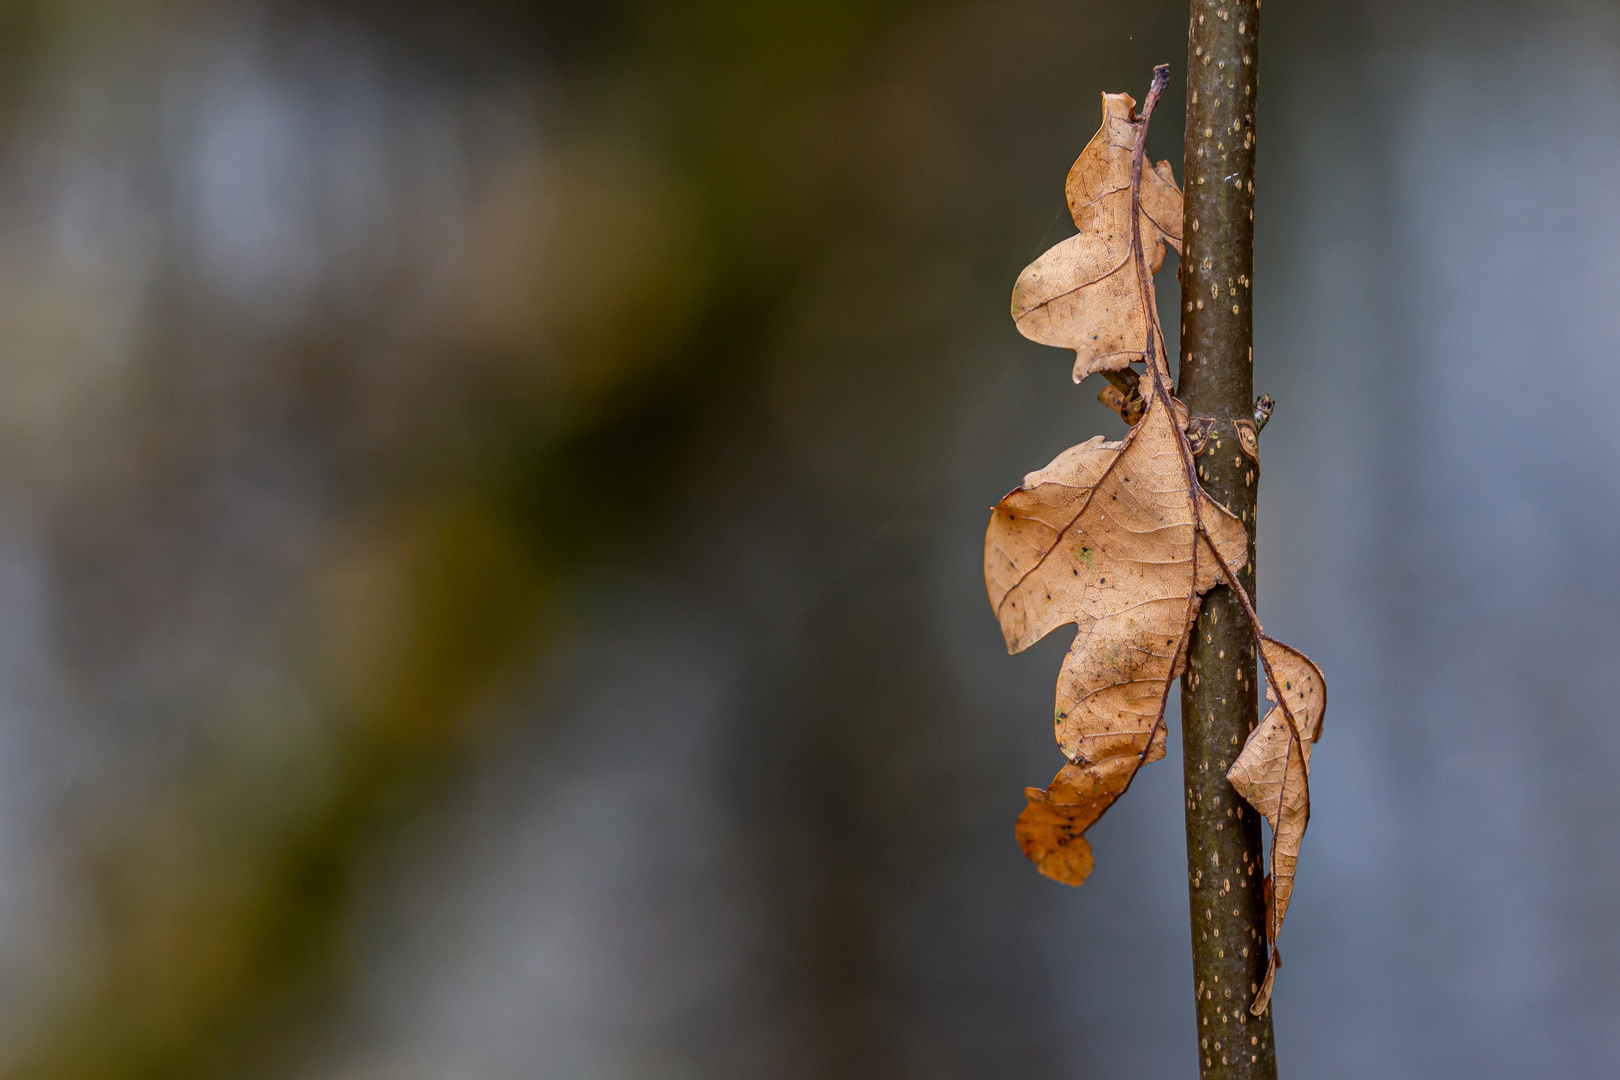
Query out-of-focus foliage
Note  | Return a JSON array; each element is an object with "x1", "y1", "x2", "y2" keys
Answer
[{"x1": 0, "y1": 1, "x2": 1188, "y2": 1076}]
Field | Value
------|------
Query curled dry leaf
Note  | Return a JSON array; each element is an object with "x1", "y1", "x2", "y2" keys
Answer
[
  {"x1": 1226, "y1": 637, "x2": 1326, "y2": 1015},
  {"x1": 1010, "y1": 92, "x2": 1184, "y2": 384},
  {"x1": 986, "y1": 388, "x2": 1247, "y2": 886},
  {"x1": 1015, "y1": 758, "x2": 1125, "y2": 885}
]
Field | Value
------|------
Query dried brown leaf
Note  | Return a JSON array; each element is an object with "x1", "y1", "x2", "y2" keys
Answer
[
  {"x1": 1010, "y1": 92, "x2": 1184, "y2": 384},
  {"x1": 1014, "y1": 756, "x2": 1133, "y2": 886},
  {"x1": 989, "y1": 64, "x2": 1325, "y2": 1020},
  {"x1": 987, "y1": 389, "x2": 1247, "y2": 884},
  {"x1": 1226, "y1": 637, "x2": 1326, "y2": 1014}
]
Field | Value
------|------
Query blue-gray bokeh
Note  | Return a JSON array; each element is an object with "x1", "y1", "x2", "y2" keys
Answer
[{"x1": 0, "y1": 1, "x2": 1615, "y2": 1077}]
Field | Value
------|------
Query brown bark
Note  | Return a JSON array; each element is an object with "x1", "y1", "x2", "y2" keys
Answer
[{"x1": 1177, "y1": 0, "x2": 1278, "y2": 1077}]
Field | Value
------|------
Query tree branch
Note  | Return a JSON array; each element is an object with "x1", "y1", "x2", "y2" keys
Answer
[{"x1": 1177, "y1": 1, "x2": 1278, "y2": 1077}]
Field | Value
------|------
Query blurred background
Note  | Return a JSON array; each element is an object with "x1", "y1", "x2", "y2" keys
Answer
[{"x1": 0, "y1": 0, "x2": 1615, "y2": 1077}]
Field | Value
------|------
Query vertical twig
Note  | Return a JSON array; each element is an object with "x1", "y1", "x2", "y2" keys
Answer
[{"x1": 1177, "y1": 1, "x2": 1277, "y2": 1078}]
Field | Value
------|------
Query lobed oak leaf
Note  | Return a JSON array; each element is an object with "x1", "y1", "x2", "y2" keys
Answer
[
  {"x1": 986, "y1": 390, "x2": 1247, "y2": 884},
  {"x1": 1010, "y1": 92, "x2": 1184, "y2": 384},
  {"x1": 1226, "y1": 636, "x2": 1326, "y2": 1015},
  {"x1": 989, "y1": 63, "x2": 1326, "y2": 1019}
]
